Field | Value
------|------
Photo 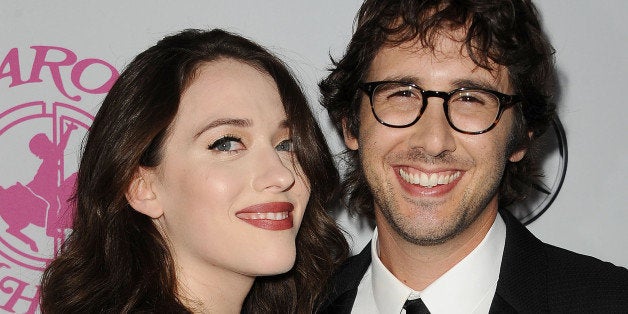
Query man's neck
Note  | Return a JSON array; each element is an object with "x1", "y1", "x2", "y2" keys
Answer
[{"x1": 376, "y1": 207, "x2": 498, "y2": 290}]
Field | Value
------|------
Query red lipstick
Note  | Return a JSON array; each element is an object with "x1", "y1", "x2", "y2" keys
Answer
[{"x1": 235, "y1": 202, "x2": 294, "y2": 231}]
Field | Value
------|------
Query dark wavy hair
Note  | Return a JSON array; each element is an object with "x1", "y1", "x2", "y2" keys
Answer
[
  {"x1": 319, "y1": 0, "x2": 557, "y2": 220},
  {"x1": 40, "y1": 28, "x2": 348, "y2": 313}
]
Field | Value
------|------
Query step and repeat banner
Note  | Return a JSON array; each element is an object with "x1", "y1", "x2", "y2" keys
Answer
[{"x1": 1, "y1": 1, "x2": 626, "y2": 312}]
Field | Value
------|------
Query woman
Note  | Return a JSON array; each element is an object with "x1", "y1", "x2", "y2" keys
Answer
[{"x1": 40, "y1": 29, "x2": 348, "y2": 313}]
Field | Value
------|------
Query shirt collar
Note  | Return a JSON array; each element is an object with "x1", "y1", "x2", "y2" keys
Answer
[{"x1": 371, "y1": 214, "x2": 506, "y2": 313}]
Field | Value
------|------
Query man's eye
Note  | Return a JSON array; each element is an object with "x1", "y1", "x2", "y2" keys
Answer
[
  {"x1": 208, "y1": 136, "x2": 244, "y2": 152},
  {"x1": 452, "y1": 91, "x2": 493, "y2": 106},
  {"x1": 275, "y1": 139, "x2": 294, "y2": 152},
  {"x1": 458, "y1": 95, "x2": 482, "y2": 103},
  {"x1": 389, "y1": 90, "x2": 416, "y2": 98}
]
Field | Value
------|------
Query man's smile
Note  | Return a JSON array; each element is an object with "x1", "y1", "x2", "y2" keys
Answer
[{"x1": 399, "y1": 168, "x2": 461, "y2": 188}]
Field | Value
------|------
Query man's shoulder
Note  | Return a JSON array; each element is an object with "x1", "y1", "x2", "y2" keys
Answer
[
  {"x1": 502, "y1": 209, "x2": 628, "y2": 284},
  {"x1": 498, "y1": 209, "x2": 628, "y2": 311},
  {"x1": 542, "y1": 242, "x2": 628, "y2": 296},
  {"x1": 543, "y1": 241, "x2": 628, "y2": 273},
  {"x1": 536, "y1": 243, "x2": 628, "y2": 311}
]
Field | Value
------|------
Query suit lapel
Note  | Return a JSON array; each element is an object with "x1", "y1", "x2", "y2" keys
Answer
[
  {"x1": 490, "y1": 209, "x2": 549, "y2": 313},
  {"x1": 318, "y1": 243, "x2": 372, "y2": 314},
  {"x1": 489, "y1": 293, "x2": 518, "y2": 313}
]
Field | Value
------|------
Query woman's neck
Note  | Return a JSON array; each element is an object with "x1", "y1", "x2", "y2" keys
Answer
[{"x1": 176, "y1": 263, "x2": 255, "y2": 313}]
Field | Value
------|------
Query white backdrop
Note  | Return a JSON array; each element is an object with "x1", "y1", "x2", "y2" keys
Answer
[{"x1": 1, "y1": 1, "x2": 626, "y2": 312}]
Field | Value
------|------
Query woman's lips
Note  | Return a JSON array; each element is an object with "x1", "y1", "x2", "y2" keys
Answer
[{"x1": 235, "y1": 202, "x2": 294, "y2": 231}]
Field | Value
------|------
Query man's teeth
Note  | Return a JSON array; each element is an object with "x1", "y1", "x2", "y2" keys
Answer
[
  {"x1": 238, "y1": 212, "x2": 289, "y2": 220},
  {"x1": 399, "y1": 168, "x2": 461, "y2": 188}
]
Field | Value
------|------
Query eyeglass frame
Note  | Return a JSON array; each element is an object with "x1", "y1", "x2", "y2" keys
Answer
[{"x1": 359, "y1": 81, "x2": 523, "y2": 135}]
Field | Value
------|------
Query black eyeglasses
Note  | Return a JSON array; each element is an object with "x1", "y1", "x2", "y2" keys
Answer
[{"x1": 359, "y1": 81, "x2": 522, "y2": 134}]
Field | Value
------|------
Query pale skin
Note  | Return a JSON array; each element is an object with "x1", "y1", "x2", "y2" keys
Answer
[
  {"x1": 344, "y1": 35, "x2": 527, "y2": 290},
  {"x1": 126, "y1": 59, "x2": 310, "y2": 313}
]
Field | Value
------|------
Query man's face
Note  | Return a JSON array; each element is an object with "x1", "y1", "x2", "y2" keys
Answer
[{"x1": 344, "y1": 36, "x2": 526, "y2": 246}]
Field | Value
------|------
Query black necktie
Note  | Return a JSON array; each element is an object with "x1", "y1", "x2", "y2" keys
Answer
[{"x1": 403, "y1": 298, "x2": 430, "y2": 314}]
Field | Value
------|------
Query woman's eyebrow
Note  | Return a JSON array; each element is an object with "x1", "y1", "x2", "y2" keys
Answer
[
  {"x1": 194, "y1": 118, "x2": 252, "y2": 139},
  {"x1": 279, "y1": 119, "x2": 289, "y2": 129}
]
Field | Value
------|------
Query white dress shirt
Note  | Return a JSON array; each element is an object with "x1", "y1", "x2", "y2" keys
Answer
[{"x1": 351, "y1": 214, "x2": 506, "y2": 314}]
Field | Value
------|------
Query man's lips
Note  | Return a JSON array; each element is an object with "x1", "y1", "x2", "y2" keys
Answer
[
  {"x1": 399, "y1": 167, "x2": 461, "y2": 188},
  {"x1": 395, "y1": 166, "x2": 463, "y2": 196},
  {"x1": 235, "y1": 202, "x2": 294, "y2": 231}
]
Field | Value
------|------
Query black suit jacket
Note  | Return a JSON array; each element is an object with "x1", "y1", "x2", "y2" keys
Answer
[{"x1": 319, "y1": 209, "x2": 628, "y2": 313}]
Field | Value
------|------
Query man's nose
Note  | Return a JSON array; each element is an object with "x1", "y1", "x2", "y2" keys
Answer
[{"x1": 407, "y1": 97, "x2": 456, "y2": 157}]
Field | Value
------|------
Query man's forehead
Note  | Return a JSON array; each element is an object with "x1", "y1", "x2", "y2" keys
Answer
[{"x1": 371, "y1": 35, "x2": 509, "y2": 86}]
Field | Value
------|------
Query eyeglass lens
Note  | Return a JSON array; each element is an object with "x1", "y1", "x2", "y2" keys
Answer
[{"x1": 370, "y1": 82, "x2": 501, "y2": 133}]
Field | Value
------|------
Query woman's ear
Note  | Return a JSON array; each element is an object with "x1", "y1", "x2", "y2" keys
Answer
[
  {"x1": 125, "y1": 168, "x2": 163, "y2": 219},
  {"x1": 342, "y1": 118, "x2": 359, "y2": 150}
]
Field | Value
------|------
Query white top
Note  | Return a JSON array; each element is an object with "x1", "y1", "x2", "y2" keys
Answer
[{"x1": 351, "y1": 214, "x2": 506, "y2": 314}]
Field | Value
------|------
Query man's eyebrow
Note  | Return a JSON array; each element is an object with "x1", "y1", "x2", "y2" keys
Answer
[
  {"x1": 451, "y1": 78, "x2": 499, "y2": 91},
  {"x1": 372, "y1": 76, "x2": 499, "y2": 91},
  {"x1": 372, "y1": 75, "x2": 497, "y2": 90},
  {"x1": 194, "y1": 118, "x2": 252, "y2": 139},
  {"x1": 377, "y1": 75, "x2": 423, "y2": 85}
]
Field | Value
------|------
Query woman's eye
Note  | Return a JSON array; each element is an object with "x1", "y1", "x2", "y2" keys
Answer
[
  {"x1": 208, "y1": 136, "x2": 245, "y2": 152},
  {"x1": 275, "y1": 139, "x2": 294, "y2": 152}
]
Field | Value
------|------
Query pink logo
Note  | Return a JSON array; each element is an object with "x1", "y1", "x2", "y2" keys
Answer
[
  {"x1": 0, "y1": 102, "x2": 92, "y2": 264},
  {"x1": 0, "y1": 46, "x2": 117, "y2": 313}
]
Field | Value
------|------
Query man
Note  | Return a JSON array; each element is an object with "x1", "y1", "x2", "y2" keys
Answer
[{"x1": 318, "y1": 0, "x2": 628, "y2": 313}]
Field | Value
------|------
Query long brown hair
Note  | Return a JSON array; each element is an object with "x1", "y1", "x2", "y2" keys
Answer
[
  {"x1": 41, "y1": 28, "x2": 348, "y2": 313},
  {"x1": 320, "y1": 0, "x2": 557, "y2": 220}
]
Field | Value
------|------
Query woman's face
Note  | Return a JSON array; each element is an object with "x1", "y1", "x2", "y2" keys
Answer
[{"x1": 140, "y1": 59, "x2": 310, "y2": 281}]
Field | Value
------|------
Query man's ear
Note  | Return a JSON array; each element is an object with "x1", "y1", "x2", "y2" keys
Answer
[
  {"x1": 509, "y1": 131, "x2": 533, "y2": 162},
  {"x1": 342, "y1": 118, "x2": 359, "y2": 150},
  {"x1": 509, "y1": 147, "x2": 527, "y2": 162},
  {"x1": 125, "y1": 168, "x2": 163, "y2": 219}
]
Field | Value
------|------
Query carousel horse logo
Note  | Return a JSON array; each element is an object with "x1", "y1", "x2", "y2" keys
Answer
[
  {"x1": 0, "y1": 45, "x2": 117, "y2": 313},
  {"x1": 0, "y1": 102, "x2": 93, "y2": 269},
  {"x1": 0, "y1": 102, "x2": 93, "y2": 314}
]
